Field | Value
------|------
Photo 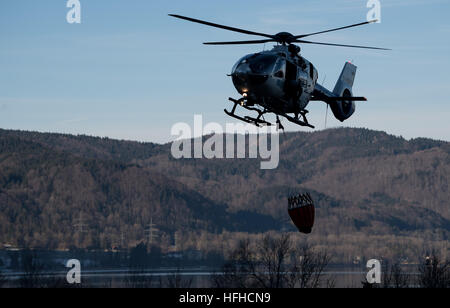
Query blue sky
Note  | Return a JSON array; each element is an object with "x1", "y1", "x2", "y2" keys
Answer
[{"x1": 0, "y1": 0, "x2": 449, "y2": 143}]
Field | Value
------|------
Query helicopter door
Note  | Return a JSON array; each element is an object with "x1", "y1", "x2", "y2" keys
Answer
[
  {"x1": 285, "y1": 61, "x2": 297, "y2": 81},
  {"x1": 285, "y1": 61, "x2": 300, "y2": 102}
]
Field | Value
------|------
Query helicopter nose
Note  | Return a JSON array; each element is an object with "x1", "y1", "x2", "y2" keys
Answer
[{"x1": 231, "y1": 72, "x2": 269, "y2": 94}]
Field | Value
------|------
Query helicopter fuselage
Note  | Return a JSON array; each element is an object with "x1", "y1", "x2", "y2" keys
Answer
[
  {"x1": 230, "y1": 45, "x2": 318, "y2": 115},
  {"x1": 169, "y1": 14, "x2": 387, "y2": 129}
]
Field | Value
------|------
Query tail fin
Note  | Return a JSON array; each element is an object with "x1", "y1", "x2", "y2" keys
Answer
[
  {"x1": 333, "y1": 62, "x2": 357, "y2": 96},
  {"x1": 329, "y1": 62, "x2": 357, "y2": 122}
]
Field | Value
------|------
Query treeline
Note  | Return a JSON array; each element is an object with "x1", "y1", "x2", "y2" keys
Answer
[{"x1": 0, "y1": 233, "x2": 448, "y2": 288}]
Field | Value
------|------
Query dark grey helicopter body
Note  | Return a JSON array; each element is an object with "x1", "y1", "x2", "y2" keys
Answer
[
  {"x1": 231, "y1": 45, "x2": 318, "y2": 114},
  {"x1": 170, "y1": 15, "x2": 389, "y2": 129}
]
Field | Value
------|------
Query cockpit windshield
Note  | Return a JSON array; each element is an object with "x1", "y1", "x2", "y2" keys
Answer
[
  {"x1": 248, "y1": 54, "x2": 278, "y2": 74},
  {"x1": 232, "y1": 54, "x2": 278, "y2": 75},
  {"x1": 232, "y1": 55, "x2": 252, "y2": 74}
]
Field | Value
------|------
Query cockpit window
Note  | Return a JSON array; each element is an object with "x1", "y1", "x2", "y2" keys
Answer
[
  {"x1": 232, "y1": 54, "x2": 279, "y2": 75},
  {"x1": 232, "y1": 55, "x2": 252, "y2": 73},
  {"x1": 248, "y1": 55, "x2": 278, "y2": 74}
]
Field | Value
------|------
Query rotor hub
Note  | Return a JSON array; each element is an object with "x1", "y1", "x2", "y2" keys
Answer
[{"x1": 273, "y1": 32, "x2": 296, "y2": 44}]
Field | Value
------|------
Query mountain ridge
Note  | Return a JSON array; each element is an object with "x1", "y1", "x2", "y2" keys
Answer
[{"x1": 0, "y1": 127, "x2": 448, "y2": 261}]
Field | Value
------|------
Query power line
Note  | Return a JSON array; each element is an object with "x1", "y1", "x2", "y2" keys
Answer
[
  {"x1": 120, "y1": 231, "x2": 126, "y2": 249},
  {"x1": 144, "y1": 218, "x2": 159, "y2": 246},
  {"x1": 73, "y1": 212, "x2": 88, "y2": 234}
]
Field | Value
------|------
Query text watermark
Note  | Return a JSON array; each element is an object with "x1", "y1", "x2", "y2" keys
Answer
[
  {"x1": 66, "y1": 259, "x2": 81, "y2": 284},
  {"x1": 367, "y1": 0, "x2": 381, "y2": 23},
  {"x1": 366, "y1": 259, "x2": 381, "y2": 284},
  {"x1": 171, "y1": 115, "x2": 280, "y2": 170},
  {"x1": 66, "y1": 0, "x2": 81, "y2": 24}
]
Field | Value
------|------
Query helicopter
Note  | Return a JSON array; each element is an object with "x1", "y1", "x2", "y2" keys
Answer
[{"x1": 169, "y1": 14, "x2": 390, "y2": 129}]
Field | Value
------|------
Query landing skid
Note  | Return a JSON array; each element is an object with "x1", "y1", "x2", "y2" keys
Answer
[
  {"x1": 225, "y1": 97, "x2": 315, "y2": 129},
  {"x1": 225, "y1": 98, "x2": 272, "y2": 127},
  {"x1": 279, "y1": 109, "x2": 315, "y2": 129}
]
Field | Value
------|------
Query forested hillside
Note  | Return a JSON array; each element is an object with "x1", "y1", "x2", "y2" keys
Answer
[{"x1": 0, "y1": 128, "x2": 448, "y2": 262}]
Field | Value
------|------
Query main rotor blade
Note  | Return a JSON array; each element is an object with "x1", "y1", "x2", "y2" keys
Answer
[
  {"x1": 296, "y1": 39, "x2": 391, "y2": 50},
  {"x1": 295, "y1": 20, "x2": 378, "y2": 39},
  {"x1": 204, "y1": 39, "x2": 275, "y2": 45},
  {"x1": 169, "y1": 14, "x2": 274, "y2": 39}
]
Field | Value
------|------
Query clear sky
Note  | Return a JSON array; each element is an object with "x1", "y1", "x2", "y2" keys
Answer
[{"x1": 0, "y1": 0, "x2": 449, "y2": 143}]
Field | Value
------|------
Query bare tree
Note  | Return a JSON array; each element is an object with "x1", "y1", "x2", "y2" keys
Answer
[
  {"x1": 123, "y1": 269, "x2": 154, "y2": 288},
  {"x1": 123, "y1": 242, "x2": 156, "y2": 288},
  {"x1": 211, "y1": 240, "x2": 249, "y2": 288},
  {"x1": 213, "y1": 234, "x2": 332, "y2": 288},
  {"x1": 19, "y1": 250, "x2": 44, "y2": 288},
  {"x1": 287, "y1": 243, "x2": 332, "y2": 288},
  {"x1": 160, "y1": 266, "x2": 193, "y2": 288},
  {"x1": 381, "y1": 262, "x2": 411, "y2": 288},
  {"x1": 418, "y1": 255, "x2": 449, "y2": 288},
  {"x1": 254, "y1": 234, "x2": 292, "y2": 288}
]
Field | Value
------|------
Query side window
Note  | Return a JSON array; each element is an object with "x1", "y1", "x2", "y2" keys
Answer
[
  {"x1": 309, "y1": 63, "x2": 315, "y2": 80},
  {"x1": 273, "y1": 58, "x2": 285, "y2": 79}
]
